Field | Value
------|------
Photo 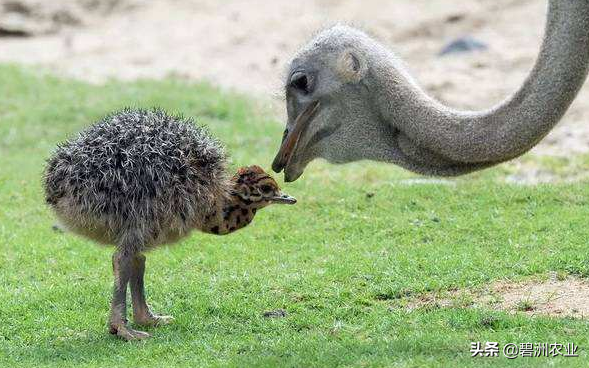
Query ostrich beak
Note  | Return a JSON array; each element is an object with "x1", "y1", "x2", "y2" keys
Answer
[
  {"x1": 270, "y1": 193, "x2": 297, "y2": 204},
  {"x1": 272, "y1": 101, "x2": 320, "y2": 174}
]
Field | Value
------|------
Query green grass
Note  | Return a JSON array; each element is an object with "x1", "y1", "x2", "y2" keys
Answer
[{"x1": 1, "y1": 64, "x2": 588, "y2": 367}]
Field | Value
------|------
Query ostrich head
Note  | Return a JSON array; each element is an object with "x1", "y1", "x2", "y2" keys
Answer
[
  {"x1": 273, "y1": 1, "x2": 589, "y2": 182},
  {"x1": 232, "y1": 165, "x2": 296, "y2": 208},
  {"x1": 272, "y1": 26, "x2": 376, "y2": 182}
]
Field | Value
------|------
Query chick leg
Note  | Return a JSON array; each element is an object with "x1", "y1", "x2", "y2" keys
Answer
[
  {"x1": 108, "y1": 250, "x2": 150, "y2": 340},
  {"x1": 130, "y1": 253, "x2": 173, "y2": 327}
]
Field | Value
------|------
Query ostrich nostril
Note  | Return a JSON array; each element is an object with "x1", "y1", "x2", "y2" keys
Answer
[{"x1": 281, "y1": 128, "x2": 288, "y2": 143}]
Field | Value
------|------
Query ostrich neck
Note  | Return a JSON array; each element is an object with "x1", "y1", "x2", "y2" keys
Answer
[
  {"x1": 372, "y1": 0, "x2": 589, "y2": 168},
  {"x1": 201, "y1": 194, "x2": 257, "y2": 235}
]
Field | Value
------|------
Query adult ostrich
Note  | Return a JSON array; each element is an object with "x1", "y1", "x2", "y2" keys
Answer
[{"x1": 272, "y1": 0, "x2": 589, "y2": 182}]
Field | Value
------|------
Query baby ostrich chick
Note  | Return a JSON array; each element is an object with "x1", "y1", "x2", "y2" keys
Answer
[{"x1": 43, "y1": 108, "x2": 295, "y2": 341}]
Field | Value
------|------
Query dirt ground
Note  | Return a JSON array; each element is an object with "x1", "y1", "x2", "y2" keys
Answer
[
  {"x1": 1, "y1": 0, "x2": 589, "y2": 157},
  {"x1": 488, "y1": 277, "x2": 589, "y2": 318},
  {"x1": 403, "y1": 275, "x2": 589, "y2": 319},
  {"x1": 404, "y1": 274, "x2": 589, "y2": 318}
]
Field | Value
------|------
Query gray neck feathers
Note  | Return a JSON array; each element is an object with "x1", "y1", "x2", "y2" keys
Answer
[{"x1": 371, "y1": 0, "x2": 589, "y2": 170}]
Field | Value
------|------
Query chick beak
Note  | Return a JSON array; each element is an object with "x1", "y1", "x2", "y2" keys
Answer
[{"x1": 270, "y1": 192, "x2": 297, "y2": 205}]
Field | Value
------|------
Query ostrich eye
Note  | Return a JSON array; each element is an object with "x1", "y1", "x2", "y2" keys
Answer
[
  {"x1": 290, "y1": 71, "x2": 312, "y2": 94},
  {"x1": 260, "y1": 184, "x2": 273, "y2": 193}
]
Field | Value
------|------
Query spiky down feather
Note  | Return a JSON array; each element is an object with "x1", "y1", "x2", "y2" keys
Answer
[{"x1": 44, "y1": 108, "x2": 229, "y2": 252}]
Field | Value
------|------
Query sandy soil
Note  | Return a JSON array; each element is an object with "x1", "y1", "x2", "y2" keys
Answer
[
  {"x1": 1, "y1": 0, "x2": 589, "y2": 157},
  {"x1": 404, "y1": 275, "x2": 589, "y2": 318}
]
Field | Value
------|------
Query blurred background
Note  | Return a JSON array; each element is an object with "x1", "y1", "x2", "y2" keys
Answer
[{"x1": 1, "y1": 0, "x2": 588, "y2": 161}]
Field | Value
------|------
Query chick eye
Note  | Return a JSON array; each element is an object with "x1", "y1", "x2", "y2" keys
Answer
[{"x1": 260, "y1": 185, "x2": 273, "y2": 193}]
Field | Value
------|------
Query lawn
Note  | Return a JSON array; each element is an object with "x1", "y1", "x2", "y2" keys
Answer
[{"x1": 1, "y1": 65, "x2": 588, "y2": 367}]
